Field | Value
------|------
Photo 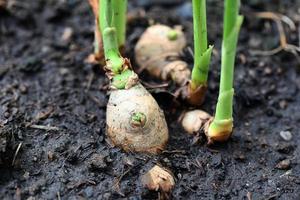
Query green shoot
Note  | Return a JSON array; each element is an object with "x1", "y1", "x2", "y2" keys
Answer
[
  {"x1": 112, "y1": 0, "x2": 127, "y2": 48},
  {"x1": 99, "y1": 0, "x2": 133, "y2": 89},
  {"x1": 190, "y1": 0, "x2": 213, "y2": 90},
  {"x1": 207, "y1": 0, "x2": 243, "y2": 143}
]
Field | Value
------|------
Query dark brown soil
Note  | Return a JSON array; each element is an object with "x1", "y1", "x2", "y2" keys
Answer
[{"x1": 1, "y1": 0, "x2": 300, "y2": 199}]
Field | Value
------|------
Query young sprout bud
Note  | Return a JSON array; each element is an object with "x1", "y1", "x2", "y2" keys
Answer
[
  {"x1": 135, "y1": 24, "x2": 190, "y2": 86},
  {"x1": 130, "y1": 112, "x2": 147, "y2": 127},
  {"x1": 181, "y1": 110, "x2": 212, "y2": 134},
  {"x1": 107, "y1": 83, "x2": 168, "y2": 154},
  {"x1": 111, "y1": 69, "x2": 139, "y2": 89},
  {"x1": 167, "y1": 30, "x2": 178, "y2": 41},
  {"x1": 206, "y1": 119, "x2": 233, "y2": 144}
]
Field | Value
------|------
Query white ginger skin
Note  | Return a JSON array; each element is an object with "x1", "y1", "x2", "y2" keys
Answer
[
  {"x1": 135, "y1": 24, "x2": 190, "y2": 85},
  {"x1": 141, "y1": 165, "x2": 175, "y2": 193},
  {"x1": 181, "y1": 110, "x2": 212, "y2": 134},
  {"x1": 106, "y1": 83, "x2": 168, "y2": 154}
]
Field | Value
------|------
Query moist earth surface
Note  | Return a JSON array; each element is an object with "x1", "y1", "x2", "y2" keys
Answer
[{"x1": 0, "y1": 0, "x2": 300, "y2": 199}]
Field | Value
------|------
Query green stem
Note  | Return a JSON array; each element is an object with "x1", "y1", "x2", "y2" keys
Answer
[
  {"x1": 99, "y1": 0, "x2": 124, "y2": 74},
  {"x1": 210, "y1": 0, "x2": 243, "y2": 131},
  {"x1": 191, "y1": 0, "x2": 213, "y2": 88},
  {"x1": 99, "y1": 0, "x2": 136, "y2": 89},
  {"x1": 215, "y1": 0, "x2": 243, "y2": 121},
  {"x1": 112, "y1": 0, "x2": 127, "y2": 47},
  {"x1": 193, "y1": 0, "x2": 207, "y2": 55},
  {"x1": 102, "y1": 27, "x2": 124, "y2": 74}
]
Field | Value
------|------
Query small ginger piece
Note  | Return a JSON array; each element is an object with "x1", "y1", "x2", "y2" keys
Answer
[
  {"x1": 181, "y1": 110, "x2": 212, "y2": 134},
  {"x1": 135, "y1": 24, "x2": 190, "y2": 86},
  {"x1": 141, "y1": 165, "x2": 175, "y2": 193}
]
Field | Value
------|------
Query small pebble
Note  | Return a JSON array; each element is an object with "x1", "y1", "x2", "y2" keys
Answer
[
  {"x1": 19, "y1": 84, "x2": 28, "y2": 94},
  {"x1": 59, "y1": 68, "x2": 69, "y2": 76},
  {"x1": 23, "y1": 171, "x2": 30, "y2": 179},
  {"x1": 4, "y1": 112, "x2": 9, "y2": 118},
  {"x1": 61, "y1": 27, "x2": 73, "y2": 42},
  {"x1": 280, "y1": 131, "x2": 292, "y2": 141},
  {"x1": 279, "y1": 100, "x2": 288, "y2": 109},
  {"x1": 276, "y1": 159, "x2": 291, "y2": 170},
  {"x1": 234, "y1": 152, "x2": 246, "y2": 161},
  {"x1": 263, "y1": 67, "x2": 272, "y2": 75}
]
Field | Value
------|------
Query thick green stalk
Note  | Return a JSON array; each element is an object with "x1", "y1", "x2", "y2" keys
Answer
[
  {"x1": 112, "y1": 0, "x2": 127, "y2": 47},
  {"x1": 99, "y1": 0, "x2": 134, "y2": 89},
  {"x1": 191, "y1": 0, "x2": 213, "y2": 89},
  {"x1": 208, "y1": 0, "x2": 243, "y2": 140},
  {"x1": 100, "y1": 0, "x2": 123, "y2": 74},
  {"x1": 215, "y1": 0, "x2": 243, "y2": 121}
]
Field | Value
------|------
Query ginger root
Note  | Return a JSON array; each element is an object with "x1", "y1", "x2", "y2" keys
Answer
[
  {"x1": 135, "y1": 24, "x2": 190, "y2": 86},
  {"x1": 181, "y1": 109, "x2": 212, "y2": 134},
  {"x1": 106, "y1": 82, "x2": 169, "y2": 154}
]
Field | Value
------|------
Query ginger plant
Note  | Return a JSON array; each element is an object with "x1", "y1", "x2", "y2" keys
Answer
[
  {"x1": 135, "y1": 0, "x2": 213, "y2": 106},
  {"x1": 97, "y1": 0, "x2": 169, "y2": 153},
  {"x1": 186, "y1": 0, "x2": 213, "y2": 106},
  {"x1": 206, "y1": 0, "x2": 243, "y2": 143}
]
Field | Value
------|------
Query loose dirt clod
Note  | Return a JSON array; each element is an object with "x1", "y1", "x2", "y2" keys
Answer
[
  {"x1": 141, "y1": 165, "x2": 175, "y2": 193},
  {"x1": 135, "y1": 24, "x2": 190, "y2": 86},
  {"x1": 47, "y1": 151, "x2": 55, "y2": 161},
  {"x1": 88, "y1": 154, "x2": 107, "y2": 170},
  {"x1": 181, "y1": 110, "x2": 212, "y2": 134}
]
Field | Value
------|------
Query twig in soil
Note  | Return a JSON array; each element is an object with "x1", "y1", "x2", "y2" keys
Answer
[
  {"x1": 162, "y1": 150, "x2": 186, "y2": 154},
  {"x1": 141, "y1": 81, "x2": 169, "y2": 89},
  {"x1": 15, "y1": 187, "x2": 21, "y2": 200},
  {"x1": 251, "y1": 12, "x2": 300, "y2": 58},
  {"x1": 29, "y1": 124, "x2": 59, "y2": 131},
  {"x1": 85, "y1": 73, "x2": 95, "y2": 92},
  {"x1": 113, "y1": 167, "x2": 133, "y2": 197},
  {"x1": 57, "y1": 192, "x2": 61, "y2": 200},
  {"x1": 246, "y1": 191, "x2": 252, "y2": 200},
  {"x1": 12, "y1": 142, "x2": 22, "y2": 166},
  {"x1": 254, "y1": 12, "x2": 296, "y2": 30},
  {"x1": 87, "y1": 93, "x2": 106, "y2": 108},
  {"x1": 35, "y1": 106, "x2": 54, "y2": 121},
  {"x1": 207, "y1": 147, "x2": 219, "y2": 153},
  {"x1": 298, "y1": 24, "x2": 300, "y2": 48}
]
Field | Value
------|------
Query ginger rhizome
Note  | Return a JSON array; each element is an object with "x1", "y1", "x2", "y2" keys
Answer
[
  {"x1": 99, "y1": 0, "x2": 169, "y2": 153},
  {"x1": 135, "y1": 24, "x2": 190, "y2": 86}
]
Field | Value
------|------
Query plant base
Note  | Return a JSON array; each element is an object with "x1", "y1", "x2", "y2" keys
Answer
[
  {"x1": 183, "y1": 82, "x2": 207, "y2": 106},
  {"x1": 206, "y1": 118, "x2": 233, "y2": 144}
]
